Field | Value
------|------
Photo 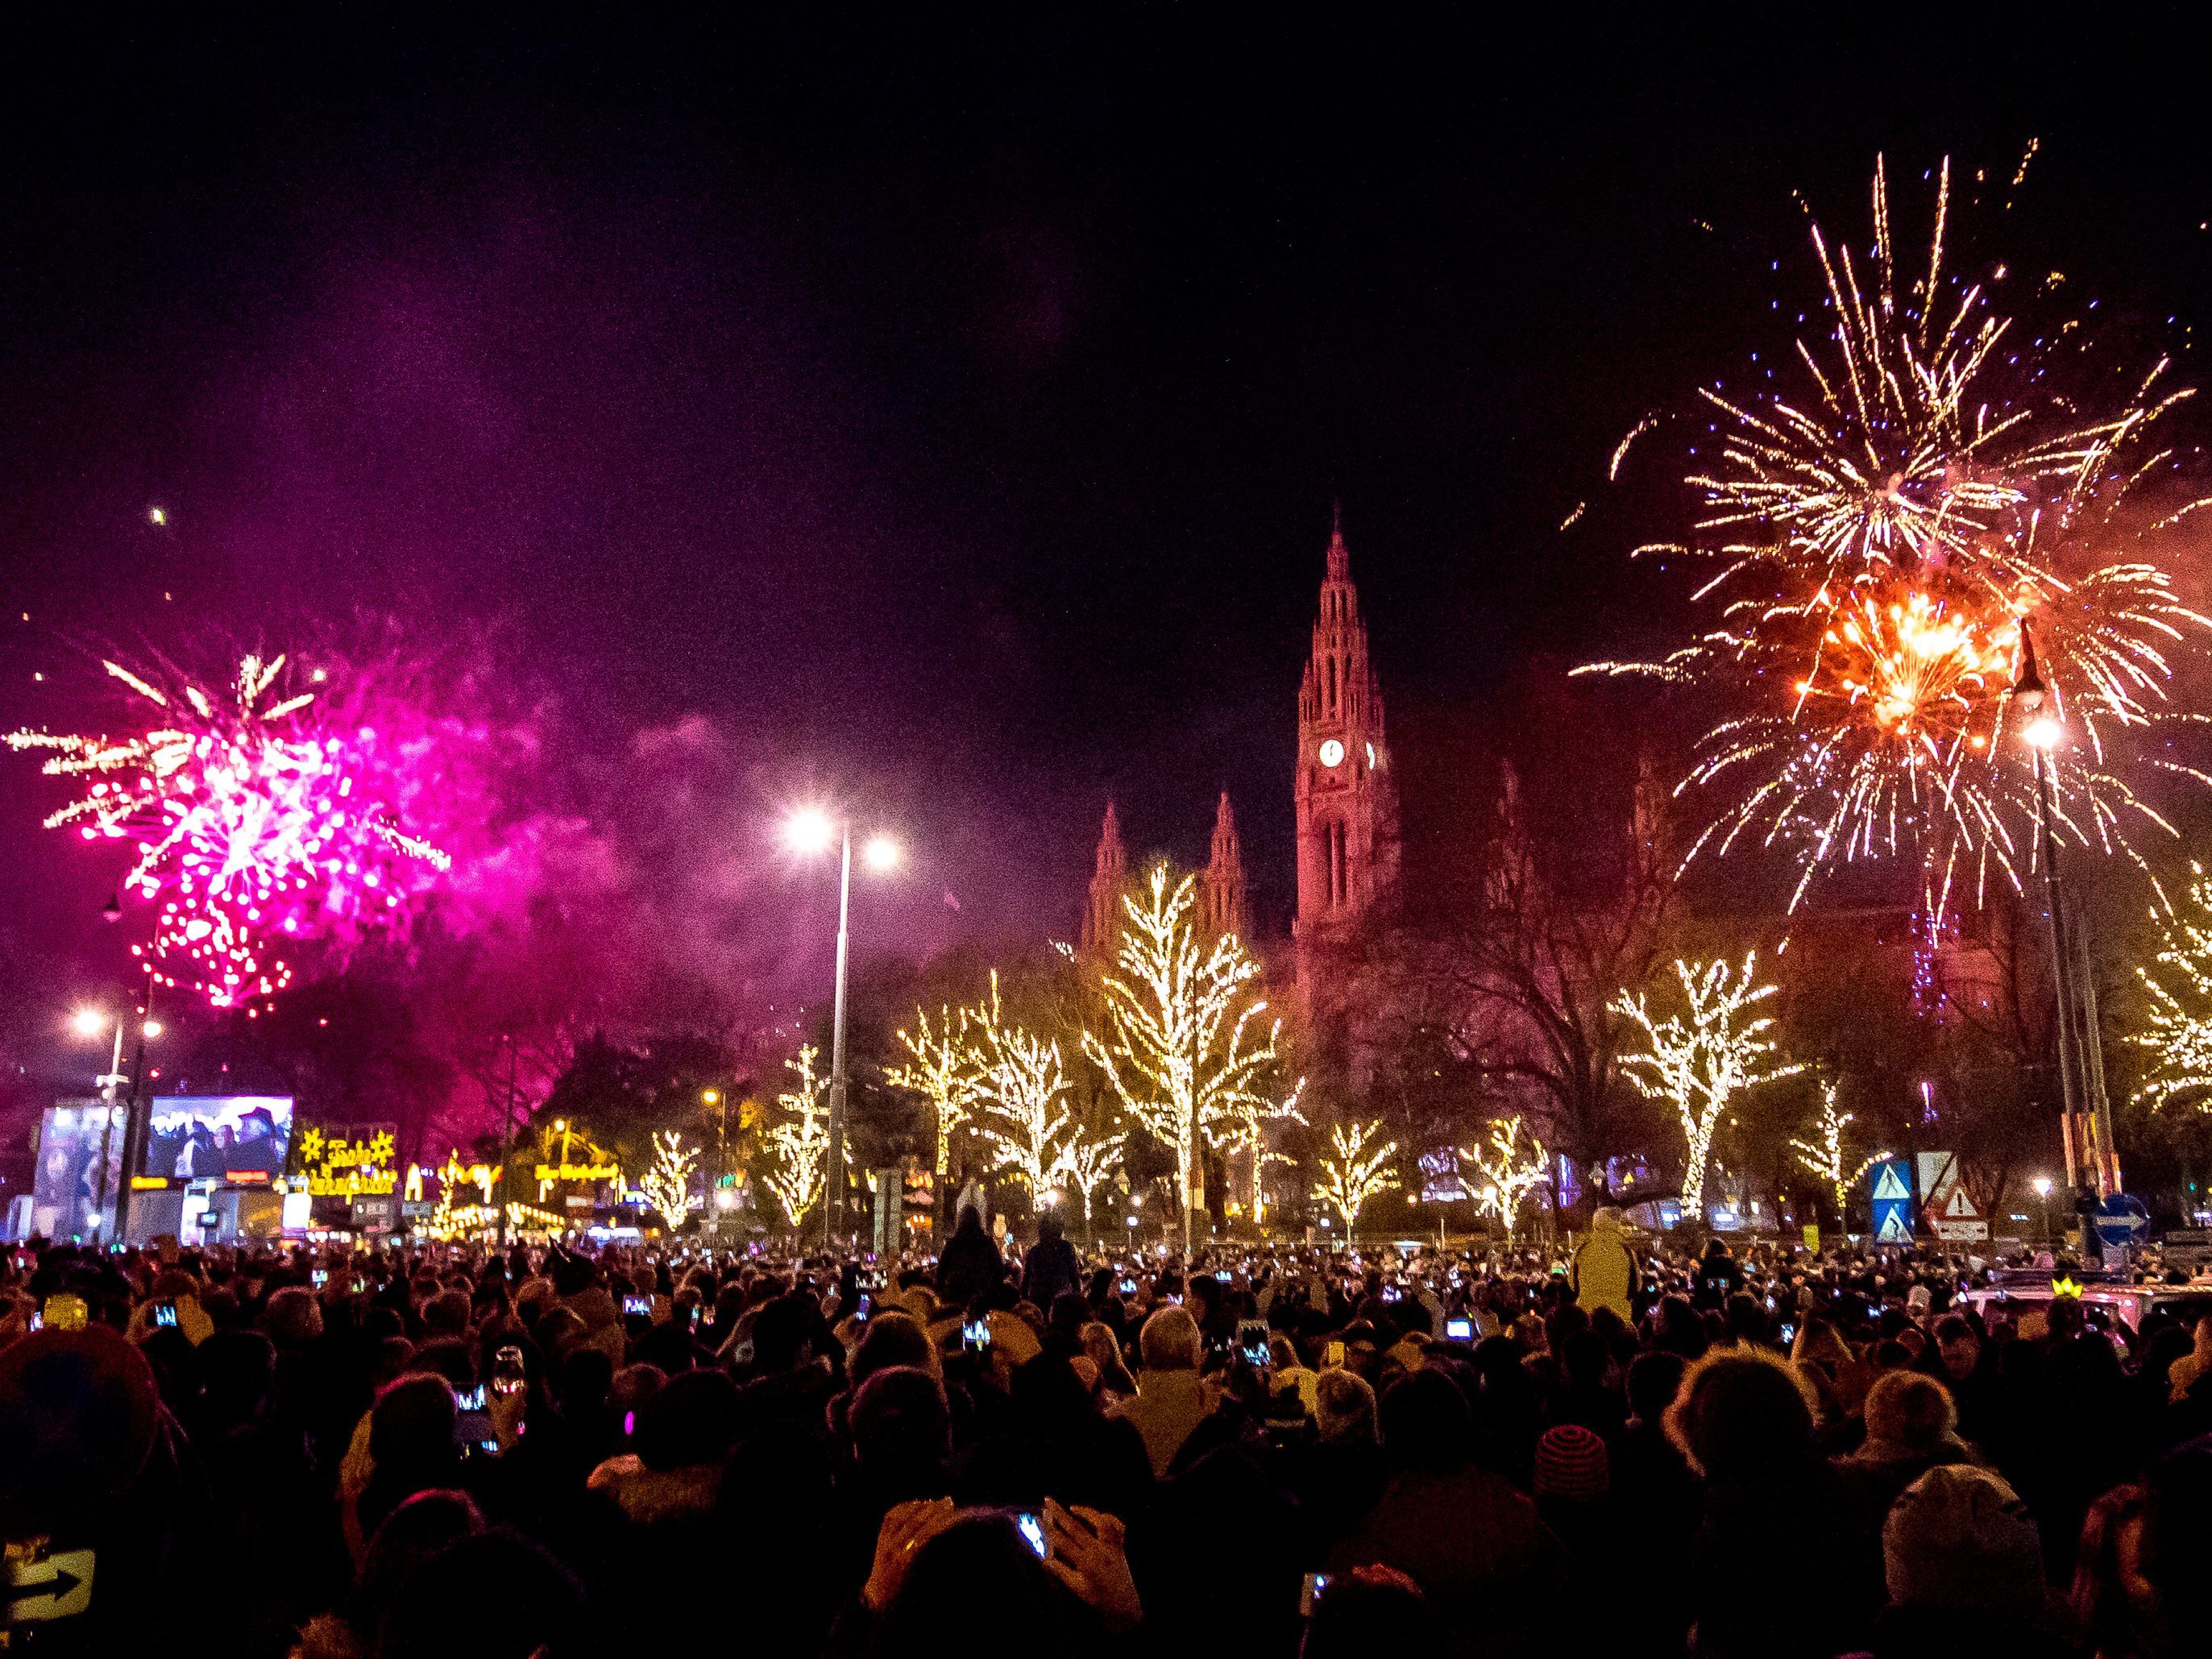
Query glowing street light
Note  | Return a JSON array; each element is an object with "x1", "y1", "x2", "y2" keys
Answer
[
  {"x1": 71, "y1": 1006, "x2": 107, "y2": 1040},
  {"x1": 783, "y1": 807, "x2": 836, "y2": 858},
  {"x1": 784, "y1": 805, "x2": 903, "y2": 1243}
]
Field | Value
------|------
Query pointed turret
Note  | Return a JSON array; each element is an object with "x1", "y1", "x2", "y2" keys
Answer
[
  {"x1": 1201, "y1": 791, "x2": 1251, "y2": 943},
  {"x1": 1295, "y1": 507, "x2": 1401, "y2": 995},
  {"x1": 1081, "y1": 802, "x2": 1127, "y2": 956}
]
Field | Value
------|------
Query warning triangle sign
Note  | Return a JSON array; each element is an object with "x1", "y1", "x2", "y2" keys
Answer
[
  {"x1": 1944, "y1": 1186, "x2": 1979, "y2": 1218},
  {"x1": 1876, "y1": 1206, "x2": 1912, "y2": 1242},
  {"x1": 1872, "y1": 1165, "x2": 1911, "y2": 1203}
]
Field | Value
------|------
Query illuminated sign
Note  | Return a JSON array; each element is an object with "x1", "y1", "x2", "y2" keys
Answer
[
  {"x1": 535, "y1": 1161, "x2": 619, "y2": 1184},
  {"x1": 296, "y1": 1124, "x2": 399, "y2": 1198},
  {"x1": 131, "y1": 1176, "x2": 170, "y2": 1191}
]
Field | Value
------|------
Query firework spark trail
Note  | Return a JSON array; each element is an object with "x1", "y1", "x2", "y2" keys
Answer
[
  {"x1": 1580, "y1": 156, "x2": 2212, "y2": 916},
  {"x1": 8, "y1": 653, "x2": 449, "y2": 1007}
]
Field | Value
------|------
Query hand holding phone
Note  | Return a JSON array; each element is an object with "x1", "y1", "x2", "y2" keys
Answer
[
  {"x1": 1040, "y1": 1499, "x2": 1142, "y2": 1632},
  {"x1": 1236, "y1": 1318, "x2": 1272, "y2": 1368}
]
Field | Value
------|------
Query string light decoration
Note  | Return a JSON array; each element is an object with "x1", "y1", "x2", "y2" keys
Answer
[
  {"x1": 8, "y1": 653, "x2": 449, "y2": 1006},
  {"x1": 1081, "y1": 865, "x2": 1286, "y2": 1241},
  {"x1": 1312, "y1": 1118, "x2": 1399, "y2": 1238},
  {"x1": 1614, "y1": 954, "x2": 1803, "y2": 1218},
  {"x1": 962, "y1": 972, "x2": 1077, "y2": 1193},
  {"x1": 2134, "y1": 862, "x2": 2212, "y2": 1112},
  {"x1": 1788, "y1": 1082, "x2": 1890, "y2": 1215},
  {"x1": 762, "y1": 1045, "x2": 831, "y2": 1226},
  {"x1": 417, "y1": 1151, "x2": 503, "y2": 1240},
  {"x1": 639, "y1": 1130, "x2": 700, "y2": 1228},
  {"x1": 1206, "y1": 1078, "x2": 1305, "y2": 1227},
  {"x1": 887, "y1": 1002, "x2": 985, "y2": 1178},
  {"x1": 1464, "y1": 1115, "x2": 1550, "y2": 1249},
  {"x1": 1048, "y1": 1129, "x2": 1127, "y2": 1234},
  {"x1": 1579, "y1": 157, "x2": 2212, "y2": 921}
]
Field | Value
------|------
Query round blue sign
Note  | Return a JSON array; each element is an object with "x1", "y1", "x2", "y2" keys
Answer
[{"x1": 2094, "y1": 1192, "x2": 2150, "y2": 1246}]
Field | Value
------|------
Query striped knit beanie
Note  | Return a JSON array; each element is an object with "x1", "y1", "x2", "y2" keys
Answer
[{"x1": 1534, "y1": 1424, "x2": 1610, "y2": 1501}]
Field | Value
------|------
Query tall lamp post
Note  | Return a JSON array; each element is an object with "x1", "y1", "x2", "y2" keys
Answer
[
  {"x1": 71, "y1": 1003, "x2": 161, "y2": 1242},
  {"x1": 2010, "y1": 624, "x2": 2121, "y2": 1208},
  {"x1": 785, "y1": 807, "x2": 901, "y2": 1248}
]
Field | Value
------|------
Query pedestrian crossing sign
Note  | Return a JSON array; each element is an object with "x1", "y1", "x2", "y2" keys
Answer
[{"x1": 1869, "y1": 1159, "x2": 1914, "y2": 1244}]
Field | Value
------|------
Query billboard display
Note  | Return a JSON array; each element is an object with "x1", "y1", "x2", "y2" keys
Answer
[
  {"x1": 31, "y1": 1101, "x2": 127, "y2": 1240},
  {"x1": 145, "y1": 1097, "x2": 293, "y2": 1186}
]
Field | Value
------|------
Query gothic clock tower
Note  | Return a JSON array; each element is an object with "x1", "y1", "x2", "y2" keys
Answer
[{"x1": 1294, "y1": 509, "x2": 1400, "y2": 997}]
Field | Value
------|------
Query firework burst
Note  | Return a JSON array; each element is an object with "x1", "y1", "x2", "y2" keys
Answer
[
  {"x1": 9, "y1": 653, "x2": 450, "y2": 1007},
  {"x1": 1583, "y1": 156, "x2": 2212, "y2": 915}
]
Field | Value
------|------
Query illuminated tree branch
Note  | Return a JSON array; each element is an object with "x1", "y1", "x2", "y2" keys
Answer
[
  {"x1": 763, "y1": 1045, "x2": 831, "y2": 1227},
  {"x1": 640, "y1": 1130, "x2": 699, "y2": 1229},
  {"x1": 2135, "y1": 863, "x2": 2212, "y2": 1113},
  {"x1": 1464, "y1": 1114, "x2": 1549, "y2": 1249},
  {"x1": 1206, "y1": 1077, "x2": 1305, "y2": 1227},
  {"x1": 1613, "y1": 952, "x2": 1802, "y2": 1217},
  {"x1": 1049, "y1": 1127, "x2": 1127, "y2": 1235},
  {"x1": 1081, "y1": 864, "x2": 1285, "y2": 1242},
  {"x1": 888, "y1": 1002, "x2": 986, "y2": 1177},
  {"x1": 1312, "y1": 1118, "x2": 1398, "y2": 1238},
  {"x1": 1788, "y1": 1082, "x2": 1889, "y2": 1217},
  {"x1": 966, "y1": 972, "x2": 1077, "y2": 1193}
]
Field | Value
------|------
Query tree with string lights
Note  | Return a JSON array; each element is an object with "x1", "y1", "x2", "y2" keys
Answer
[
  {"x1": 2135, "y1": 863, "x2": 2212, "y2": 1114},
  {"x1": 1312, "y1": 1118, "x2": 1398, "y2": 1240},
  {"x1": 640, "y1": 1130, "x2": 699, "y2": 1229},
  {"x1": 762, "y1": 1045, "x2": 831, "y2": 1227},
  {"x1": 966, "y1": 973, "x2": 1077, "y2": 1195},
  {"x1": 1614, "y1": 953, "x2": 1802, "y2": 1219},
  {"x1": 888, "y1": 1002, "x2": 984, "y2": 1182},
  {"x1": 1081, "y1": 865, "x2": 1286, "y2": 1242},
  {"x1": 1789, "y1": 1082, "x2": 1888, "y2": 1222},
  {"x1": 1206, "y1": 1078, "x2": 1305, "y2": 1228},
  {"x1": 1465, "y1": 1114, "x2": 1549, "y2": 1249},
  {"x1": 1049, "y1": 1127, "x2": 1127, "y2": 1239}
]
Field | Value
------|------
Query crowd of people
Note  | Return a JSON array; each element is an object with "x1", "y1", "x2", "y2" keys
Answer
[{"x1": 2, "y1": 1204, "x2": 2210, "y2": 1659}]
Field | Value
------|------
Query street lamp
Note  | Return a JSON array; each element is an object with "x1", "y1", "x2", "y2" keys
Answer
[
  {"x1": 2031, "y1": 1176, "x2": 2054, "y2": 1246},
  {"x1": 71, "y1": 1005, "x2": 160, "y2": 1242},
  {"x1": 2010, "y1": 624, "x2": 2120, "y2": 1208},
  {"x1": 785, "y1": 805, "x2": 902, "y2": 1246}
]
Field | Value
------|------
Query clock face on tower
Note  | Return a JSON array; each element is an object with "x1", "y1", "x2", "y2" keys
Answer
[{"x1": 1318, "y1": 739, "x2": 1345, "y2": 768}]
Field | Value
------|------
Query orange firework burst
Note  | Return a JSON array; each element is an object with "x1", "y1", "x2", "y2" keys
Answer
[{"x1": 1583, "y1": 155, "x2": 2212, "y2": 915}]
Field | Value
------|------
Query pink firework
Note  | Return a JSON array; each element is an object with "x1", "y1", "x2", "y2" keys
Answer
[{"x1": 8, "y1": 653, "x2": 449, "y2": 1007}]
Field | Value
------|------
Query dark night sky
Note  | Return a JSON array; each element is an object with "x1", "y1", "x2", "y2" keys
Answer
[{"x1": 9, "y1": 8, "x2": 2212, "y2": 1097}]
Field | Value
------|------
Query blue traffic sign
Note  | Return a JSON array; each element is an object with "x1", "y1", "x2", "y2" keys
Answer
[
  {"x1": 1870, "y1": 1159, "x2": 1915, "y2": 1243},
  {"x1": 2094, "y1": 1192, "x2": 2150, "y2": 1248}
]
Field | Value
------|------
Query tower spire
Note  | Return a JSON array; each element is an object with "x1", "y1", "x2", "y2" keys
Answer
[
  {"x1": 1081, "y1": 801, "x2": 1127, "y2": 956},
  {"x1": 1201, "y1": 791, "x2": 1250, "y2": 942},
  {"x1": 1295, "y1": 508, "x2": 1400, "y2": 997}
]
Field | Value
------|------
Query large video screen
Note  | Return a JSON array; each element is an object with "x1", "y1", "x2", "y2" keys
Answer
[
  {"x1": 146, "y1": 1096, "x2": 294, "y2": 1185},
  {"x1": 31, "y1": 1101, "x2": 127, "y2": 1238}
]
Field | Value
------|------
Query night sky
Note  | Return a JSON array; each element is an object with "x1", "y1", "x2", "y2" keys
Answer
[{"x1": 8, "y1": 10, "x2": 2212, "y2": 1106}]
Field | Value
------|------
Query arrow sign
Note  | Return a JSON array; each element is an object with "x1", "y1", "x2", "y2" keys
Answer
[{"x1": 4, "y1": 1549, "x2": 93, "y2": 1624}]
